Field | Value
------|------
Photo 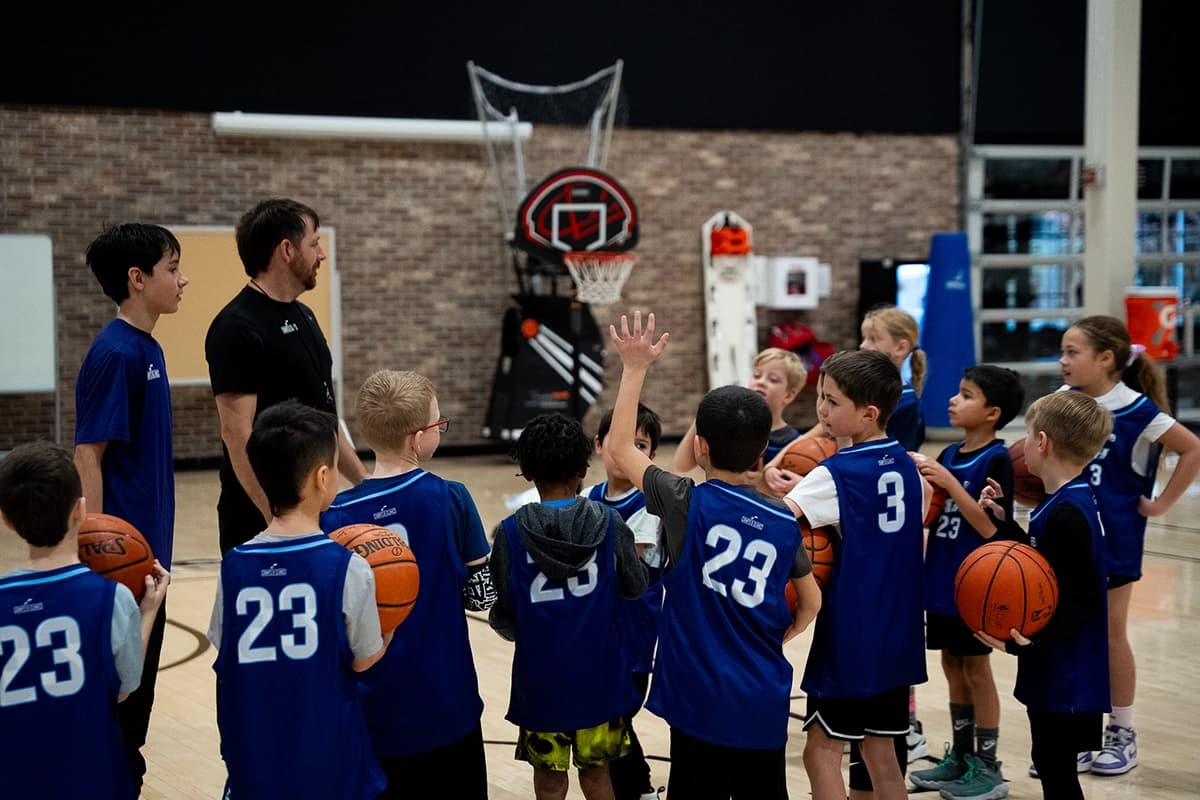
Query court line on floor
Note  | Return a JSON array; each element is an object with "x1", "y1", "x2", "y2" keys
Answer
[{"x1": 161, "y1": 618, "x2": 211, "y2": 671}]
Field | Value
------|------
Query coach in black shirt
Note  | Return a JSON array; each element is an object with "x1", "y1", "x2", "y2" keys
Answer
[{"x1": 205, "y1": 198, "x2": 367, "y2": 553}]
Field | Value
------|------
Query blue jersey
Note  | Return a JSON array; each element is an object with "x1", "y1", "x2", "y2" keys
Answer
[
  {"x1": 888, "y1": 383, "x2": 926, "y2": 451},
  {"x1": 923, "y1": 440, "x2": 1011, "y2": 615},
  {"x1": 588, "y1": 483, "x2": 662, "y2": 676},
  {"x1": 75, "y1": 319, "x2": 175, "y2": 568},
  {"x1": 1088, "y1": 394, "x2": 1162, "y2": 579},
  {"x1": 647, "y1": 481, "x2": 801, "y2": 749},
  {"x1": 501, "y1": 513, "x2": 637, "y2": 731},
  {"x1": 1017, "y1": 482, "x2": 1110, "y2": 713},
  {"x1": 764, "y1": 425, "x2": 801, "y2": 463},
  {"x1": 0, "y1": 565, "x2": 132, "y2": 799},
  {"x1": 320, "y1": 470, "x2": 485, "y2": 756},
  {"x1": 804, "y1": 439, "x2": 927, "y2": 698},
  {"x1": 215, "y1": 534, "x2": 384, "y2": 799}
]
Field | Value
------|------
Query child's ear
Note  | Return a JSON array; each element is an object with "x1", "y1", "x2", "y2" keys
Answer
[
  {"x1": 984, "y1": 405, "x2": 1001, "y2": 424},
  {"x1": 783, "y1": 387, "x2": 800, "y2": 406},
  {"x1": 862, "y1": 403, "x2": 881, "y2": 425},
  {"x1": 593, "y1": 435, "x2": 603, "y2": 452},
  {"x1": 127, "y1": 267, "x2": 144, "y2": 294}
]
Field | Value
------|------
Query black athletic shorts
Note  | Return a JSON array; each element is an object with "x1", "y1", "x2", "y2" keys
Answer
[
  {"x1": 926, "y1": 611, "x2": 992, "y2": 657},
  {"x1": 1107, "y1": 574, "x2": 1138, "y2": 590},
  {"x1": 803, "y1": 685, "x2": 910, "y2": 741}
]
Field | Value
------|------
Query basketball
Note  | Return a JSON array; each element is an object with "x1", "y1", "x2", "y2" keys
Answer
[
  {"x1": 1008, "y1": 438, "x2": 1048, "y2": 506},
  {"x1": 329, "y1": 524, "x2": 420, "y2": 633},
  {"x1": 801, "y1": 520, "x2": 836, "y2": 590},
  {"x1": 78, "y1": 513, "x2": 155, "y2": 602},
  {"x1": 925, "y1": 485, "x2": 949, "y2": 527},
  {"x1": 954, "y1": 540, "x2": 1058, "y2": 640},
  {"x1": 784, "y1": 580, "x2": 798, "y2": 614},
  {"x1": 779, "y1": 437, "x2": 837, "y2": 477}
]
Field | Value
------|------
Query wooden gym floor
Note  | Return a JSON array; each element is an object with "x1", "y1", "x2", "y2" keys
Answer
[{"x1": 2, "y1": 439, "x2": 1197, "y2": 799}]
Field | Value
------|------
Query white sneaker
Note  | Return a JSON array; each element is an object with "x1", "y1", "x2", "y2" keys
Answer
[
  {"x1": 1027, "y1": 751, "x2": 1091, "y2": 779},
  {"x1": 1091, "y1": 725, "x2": 1138, "y2": 775},
  {"x1": 907, "y1": 721, "x2": 929, "y2": 763}
]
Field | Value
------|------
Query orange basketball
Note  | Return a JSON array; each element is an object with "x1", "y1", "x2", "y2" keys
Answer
[
  {"x1": 779, "y1": 437, "x2": 837, "y2": 477},
  {"x1": 78, "y1": 513, "x2": 154, "y2": 602},
  {"x1": 955, "y1": 541, "x2": 1058, "y2": 640},
  {"x1": 329, "y1": 524, "x2": 420, "y2": 633},
  {"x1": 800, "y1": 520, "x2": 836, "y2": 590},
  {"x1": 1008, "y1": 438, "x2": 1048, "y2": 507},
  {"x1": 925, "y1": 485, "x2": 949, "y2": 527},
  {"x1": 784, "y1": 580, "x2": 799, "y2": 614}
]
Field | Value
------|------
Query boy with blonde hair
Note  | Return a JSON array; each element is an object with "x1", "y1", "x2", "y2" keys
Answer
[
  {"x1": 320, "y1": 370, "x2": 494, "y2": 798},
  {"x1": 977, "y1": 391, "x2": 1113, "y2": 800},
  {"x1": 673, "y1": 347, "x2": 807, "y2": 473}
]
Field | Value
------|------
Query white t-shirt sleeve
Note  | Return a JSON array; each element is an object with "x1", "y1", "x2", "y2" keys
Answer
[
  {"x1": 343, "y1": 554, "x2": 384, "y2": 660},
  {"x1": 784, "y1": 465, "x2": 841, "y2": 528},
  {"x1": 111, "y1": 584, "x2": 143, "y2": 696},
  {"x1": 207, "y1": 575, "x2": 224, "y2": 650},
  {"x1": 626, "y1": 507, "x2": 664, "y2": 569}
]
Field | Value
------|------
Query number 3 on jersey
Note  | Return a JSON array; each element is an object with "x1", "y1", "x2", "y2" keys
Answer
[
  {"x1": 701, "y1": 525, "x2": 778, "y2": 608},
  {"x1": 528, "y1": 552, "x2": 598, "y2": 603},
  {"x1": 878, "y1": 470, "x2": 906, "y2": 533}
]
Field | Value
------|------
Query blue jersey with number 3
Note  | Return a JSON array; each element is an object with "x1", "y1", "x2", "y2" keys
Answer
[
  {"x1": 0, "y1": 565, "x2": 131, "y2": 799},
  {"x1": 647, "y1": 480, "x2": 801, "y2": 749},
  {"x1": 1087, "y1": 394, "x2": 1162, "y2": 579},
  {"x1": 215, "y1": 534, "x2": 384, "y2": 799},
  {"x1": 803, "y1": 439, "x2": 927, "y2": 698}
]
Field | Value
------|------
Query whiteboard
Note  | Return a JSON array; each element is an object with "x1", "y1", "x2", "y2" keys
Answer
[{"x1": 0, "y1": 235, "x2": 55, "y2": 392}]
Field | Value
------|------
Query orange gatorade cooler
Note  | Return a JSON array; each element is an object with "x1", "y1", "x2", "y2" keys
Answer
[{"x1": 1123, "y1": 286, "x2": 1180, "y2": 360}]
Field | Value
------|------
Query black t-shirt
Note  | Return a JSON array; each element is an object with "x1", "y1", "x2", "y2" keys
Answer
[{"x1": 205, "y1": 286, "x2": 337, "y2": 548}]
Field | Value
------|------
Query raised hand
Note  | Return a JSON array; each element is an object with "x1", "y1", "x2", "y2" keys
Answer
[{"x1": 609, "y1": 310, "x2": 670, "y2": 370}]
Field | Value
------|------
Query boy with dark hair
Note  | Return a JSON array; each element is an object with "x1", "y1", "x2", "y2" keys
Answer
[
  {"x1": 782, "y1": 349, "x2": 929, "y2": 800},
  {"x1": 74, "y1": 222, "x2": 186, "y2": 794},
  {"x1": 0, "y1": 441, "x2": 168, "y2": 800},
  {"x1": 909, "y1": 365, "x2": 1024, "y2": 798},
  {"x1": 208, "y1": 400, "x2": 389, "y2": 799},
  {"x1": 608, "y1": 311, "x2": 822, "y2": 800},
  {"x1": 977, "y1": 390, "x2": 1113, "y2": 800},
  {"x1": 319, "y1": 370, "x2": 494, "y2": 799},
  {"x1": 489, "y1": 412, "x2": 648, "y2": 800},
  {"x1": 206, "y1": 198, "x2": 367, "y2": 553}
]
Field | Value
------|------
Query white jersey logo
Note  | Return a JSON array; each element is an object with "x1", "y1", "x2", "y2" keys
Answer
[
  {"x1": 146, "y1": 363, "x2": 161, "y2": 381},
  {"x1": 280, "y1": 320, "x2": 299, "y2": 334}
]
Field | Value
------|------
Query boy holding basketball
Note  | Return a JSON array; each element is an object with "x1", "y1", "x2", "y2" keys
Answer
[
  {"x1": 319, "y1": 370, "x2": 494, "y2": 799},
  {"x1": 489, "y1": 412, "x2": 648, "y2": 800},
  {"x1": 208, "y1": 400, "x2": 389, "y2": 799},
  {"x1": 976, "y1": 391, "x2": 1112, "y2": 800},
  {"x1": 0, "y1": 442, "x2": 169, "y2": 800},
  {"x1": 908, "y1": 365, "x2": 1023, "y2": 798},
  {"x1": 781, "y1": 349, "x2": 929, "y2": 800},
  {"x1": 608, "y1": 311, "x2": 821, "y2": 800},
  {"x1": 74, "y1": 223, "x2": 186, "y2": 793}
]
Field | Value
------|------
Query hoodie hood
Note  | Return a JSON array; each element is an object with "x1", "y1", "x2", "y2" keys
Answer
[{"x1": 514, "y1": 499, "x2": 610, "y2": 580}]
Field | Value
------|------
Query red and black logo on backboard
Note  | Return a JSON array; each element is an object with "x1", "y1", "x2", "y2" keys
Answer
[{"x1": 512, "y1": 167, "x2": 638, "y2": 265}]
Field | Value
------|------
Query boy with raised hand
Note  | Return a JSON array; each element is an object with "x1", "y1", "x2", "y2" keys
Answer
[
  {"x1": 489, "y1": 412, "x2": 648, "y2": 800},
  {"x1": 74, "y1": 223, "x2": 186, "y2": 794},
  {"x1": 908, "y1": 366, "x2": 1024, "y2": 798},
  {"x1": 319, "y1": 370, "x2": 494, "y2": 799},
  {"x1": 209, "y1": 400, "x2": 389, "y2": 800},
  {"x1": 781, "y1": 350, "x2": 929, "y2": 800},
  {"x1": 976, "y1": 391, "x2": 1113, "y2": 800},
  {"x1": 608, "y1": 311, "x2": 821, "y2": 800},
  {"x1": 0, "y1": 442, "x2": 169, "y2": 800}
]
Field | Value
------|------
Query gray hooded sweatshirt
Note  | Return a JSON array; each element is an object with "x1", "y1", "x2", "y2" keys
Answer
[{"x1": 488, "y1": 498, "x2": 648, "y2": 641}]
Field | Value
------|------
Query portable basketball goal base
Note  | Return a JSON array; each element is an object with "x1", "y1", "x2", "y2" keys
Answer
[{"x1": 468, "y1": 61, "x2": 638, "y2": 440}]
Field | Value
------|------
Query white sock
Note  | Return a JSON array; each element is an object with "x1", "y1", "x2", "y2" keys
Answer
[{"x1": 1110, "y1": 705, "x2": 1135, "y2": 729}]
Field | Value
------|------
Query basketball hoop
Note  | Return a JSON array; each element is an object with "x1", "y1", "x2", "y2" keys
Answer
[{"x1": 562, "y1": 251, "x2": 637, "y2": 305}]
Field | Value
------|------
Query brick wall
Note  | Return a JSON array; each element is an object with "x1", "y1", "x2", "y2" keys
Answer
[{"x1": 0, "y1": 106, "x2": 958, "y2": 458}]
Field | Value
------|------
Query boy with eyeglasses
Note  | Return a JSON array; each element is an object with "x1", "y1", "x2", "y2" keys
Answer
[{"x1": 320, "y1": 370, "x2": 495, "y2": 798}]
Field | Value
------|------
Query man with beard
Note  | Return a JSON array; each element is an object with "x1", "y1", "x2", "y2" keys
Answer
[{"x1": 206, "y1": 198, "x2": 367, "y2": 553}]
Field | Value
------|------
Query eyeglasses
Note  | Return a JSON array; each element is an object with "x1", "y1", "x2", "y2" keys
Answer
[{"x1": 416, "y1": 417, "x2": 450, "y2": 434}]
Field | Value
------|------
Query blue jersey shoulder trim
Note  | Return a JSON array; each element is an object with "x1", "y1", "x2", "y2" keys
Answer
[
  {"x1": 0, "y1": 564, "x2": 92, "y2": 590},
  {"x1": 233, "y1": 534, "x2": 335, "y2": 555},
  {"x1": 326, "y1": 470, "x2": 430, "y2": 508}
]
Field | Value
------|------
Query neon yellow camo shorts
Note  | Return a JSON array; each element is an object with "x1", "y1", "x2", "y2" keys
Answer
[{"x1": 515, "y1": 717, "x2": 631, "y2": 771}]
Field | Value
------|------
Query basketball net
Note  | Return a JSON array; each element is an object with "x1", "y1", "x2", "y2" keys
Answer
[{"x1": 562, "y1": 252, "x2": 636, "y2": 306}]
